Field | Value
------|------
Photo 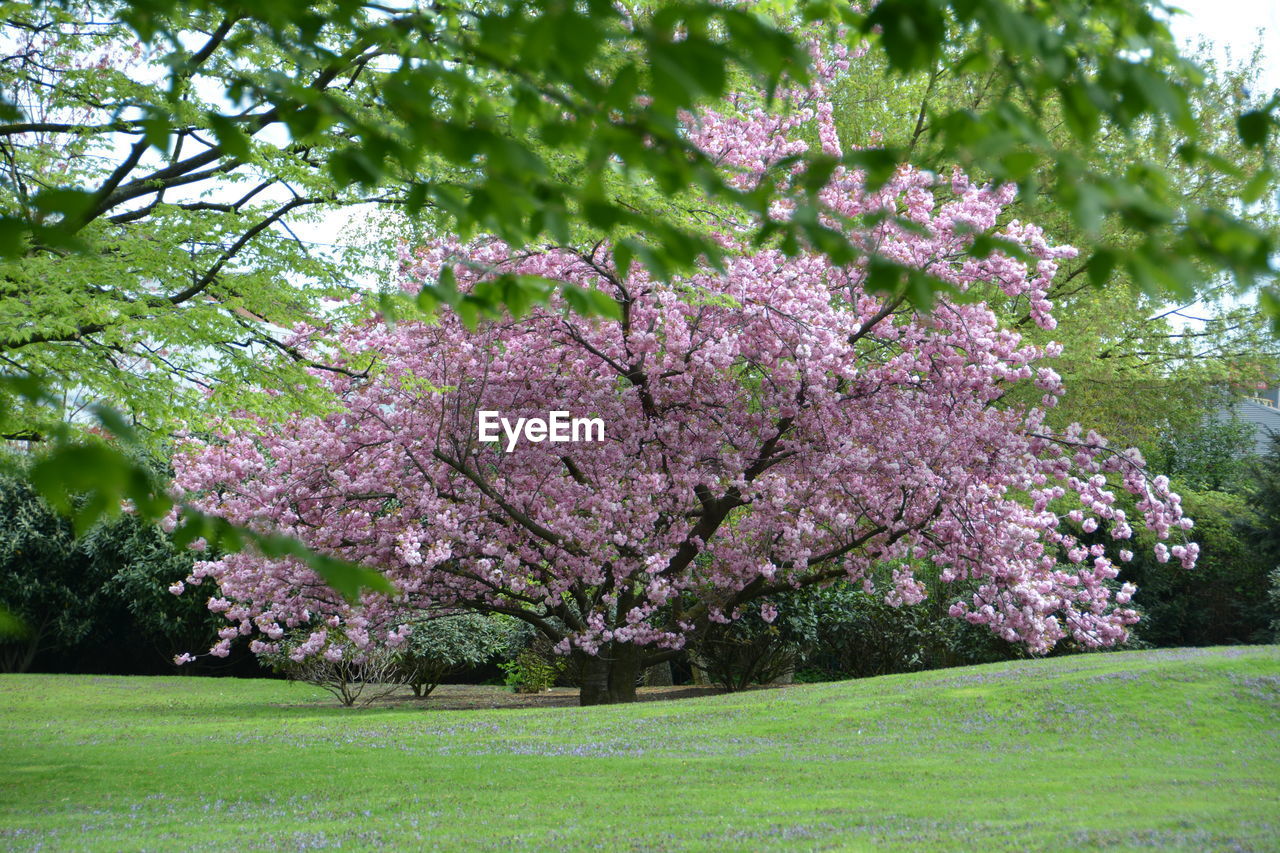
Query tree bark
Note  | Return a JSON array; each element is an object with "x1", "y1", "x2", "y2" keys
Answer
[
  {"x1": 577, "y1": 643, "x2": 642, "y2": 705},
  {"x1": 643, "y1": 660, "x2": 673, "y2": 686},
  {"x1": 688, "y1": 651, "x2": 710, "y2": 686},
  {"x1": 608, "y1": 643, "x2": 640, "y2": 703},
  {"x1": 578, "y1": 653, "x2": 612, "y2": 705}
]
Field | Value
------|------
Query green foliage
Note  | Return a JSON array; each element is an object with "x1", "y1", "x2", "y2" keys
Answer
[
  {"x1": 1154, "y1": 415, "x2": 1257, "y2": 494},
  {"x1": 1242, "y1": 433, "x2": 1280, "y2": 640},
  {"x1": 3, "y1": 0, "x2": 1276, "y2": 327},
  {"x1": 830, "y1": 36, "x2": 1279, "y2": 455},
  {"x1": 0, "y1": 375, "x2": 392, "y2": 604},
  {"x1": 0, "y1": 464, "x2": 218, "y2": 673},
  {"x1": 788, "y1": 578, "x2": 1018, "y2": 676},
  {"x1": 0, "y1": 2, "x2": 385, "y2": 443},
  {"x1": 395, "y1": 614, "x2": 517, "y2": 697},
  {"x1": 693, "y1": 600, "x2": 816, "y2": 691},
  {"x1": 499, "y1": 647, "x2": 560, "y2": 694},
  {"x1": 1269, "y1": 568, "x2": 1280, "y2": 642},
  {"x1": 798, "y1": 581, "x2": 1017, "y2": 681},
  {"x1": 1244, "y1": 432, "x2": 1280, "y2": 578},
  {"x1": 0, "y1": 0, "x2": 820, "y2": 307},
  {"x1": 0, "y1": 467, "x2": 102, "y2": 672},
  {"x1": 1120, "y1": 489, "x2": 1273, "y2": 646},
  {"x1": 693, "y1": 579, "x2": 1018, "y2": 689},
  {"x1": 829, "y1": 0, "x2": 1280, "y2": 313}
]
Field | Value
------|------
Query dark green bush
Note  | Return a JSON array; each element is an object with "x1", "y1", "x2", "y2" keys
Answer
[
  {"x1": 691, "y1": 597, "x2": 819, "y2": 691},
  {"x1": 1241, "y1": 434, "x2": 1280, "y2": 641},
  {"x1": 800, "y1": 580, "x2": 1018, "y2": 681},
  {"x1": 0, "y1": 466, "x2": 220, "y2": 673},
  {"x1": 1268, "y1": 568, "x2": 1280, "y2": 642},
  {"x1": 691, "y1": 576, "x2": 1018, "y2": 690},
  {"x1": 395, "y1": 613, "x2": 518, "y2": 697},
  {"x1": 1119, "y1": 488, "x2": 1273, "y2": 646},
  {"x1": 1152, "y1": 414, "x2": 1257, "y2": 493}
]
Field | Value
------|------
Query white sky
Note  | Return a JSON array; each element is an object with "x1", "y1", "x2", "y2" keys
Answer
[
  {"x1": 1168, "y1": 0, "x2": 1280, "y2": 95},
  {"x1": 1160, "y1": 0, "x2": 1280, "y2": 332}
]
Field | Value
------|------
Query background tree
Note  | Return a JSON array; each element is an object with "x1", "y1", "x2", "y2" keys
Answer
[
  {"x1": 0, "y1": 468, "x2": 98, "y2": 671},
  {"x1": 1152, "y1": 415, "x2": 1258, "y2": 494},
  {"x1": 1, "y1": 2, "x2": 426, "y2": 442},
  {"x1": 1116, "y1": 488, "x2": 1272, "y2": 646},
  {"x1": 0, "y1": 463, "x2": 232, "y2": 673},
  {"x1": 828, "y1": 37, "x2": 1280, "y2": 454},
  {"x1": 1242, "y1": 434, "x2": 1280, "y2": 629}
]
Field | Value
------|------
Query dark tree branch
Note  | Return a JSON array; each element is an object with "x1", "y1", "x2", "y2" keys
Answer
[{"x1": 167, "y1": 196, "x2": 316, "y2": 306}]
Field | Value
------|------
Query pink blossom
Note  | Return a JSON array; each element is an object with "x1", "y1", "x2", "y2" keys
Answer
[{"x1": 169, "y1": 51, "x2": 1196, "y2": 668}]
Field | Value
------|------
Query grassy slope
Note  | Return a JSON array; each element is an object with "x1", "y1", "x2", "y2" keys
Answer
[{"x1": 1, "y1": 647, "x2": 1277, "y2": 852}]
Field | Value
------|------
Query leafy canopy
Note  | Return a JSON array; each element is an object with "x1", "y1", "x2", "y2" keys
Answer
[{"x1": 3, "y1": 0, "x2": 1275, "y2": 606}]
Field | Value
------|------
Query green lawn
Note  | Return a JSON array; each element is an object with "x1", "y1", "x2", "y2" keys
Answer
[{"x1": 2, "y1": 647, "x2": 1277, "y2": 851}]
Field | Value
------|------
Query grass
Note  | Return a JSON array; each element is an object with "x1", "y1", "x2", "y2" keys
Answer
[{"x1": 2, "y1": 646, "x2": 1277, "y2": 851}]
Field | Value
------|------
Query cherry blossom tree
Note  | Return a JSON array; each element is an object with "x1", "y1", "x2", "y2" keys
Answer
[{"x1": 169, "y1": 62, "x2": 1197, "y2": 705}]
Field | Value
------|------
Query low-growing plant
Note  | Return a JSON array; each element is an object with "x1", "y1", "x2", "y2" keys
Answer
[
  {"x1": 500, "y1": 647, "x2": 560, "y2": 694},
  {"x1": 263, "y1": 633, "x2": 402, "y2": 707},
  {"x1": 395, "y1": 614, "x2": 517, "y2": 698},
  {"x1": 692, "y1": 599, "x2": 814, "y2": 691}
]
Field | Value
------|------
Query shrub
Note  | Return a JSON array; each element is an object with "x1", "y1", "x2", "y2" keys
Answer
[
  {"x1": 692, "y1": 597, "x2": 818, "y2": 691},
  {"x1": 0, "y1": 470, "x2": 98, "y2": 672},
  {"x1": 692, "y1": 577, "x2": 1019, "y2": 688},
  {"x1": 500, "y1": 648, "x2": 560, "y2": 693},
  {"x1": 395, "y1": 614, "x2": 517, "y2": 697},
  {"x1": 1269, "y1": 568, "x2": 1280, "y2": 642},
  {"x1": 695, "y1": 623, "x2": 801, "y2": 691},
  {"x1": 264, "y1": 633, "x2": 403, "y2": 707},
  {"x1": 1119, "y1": 488, "x2": 1272, "y2": 646},
  {"x1": 0, "y1": 465, "x2": 221, "y2": 674},
  {"x1": 799, "y1": 580, "x2": 1018, "y2": 681}
]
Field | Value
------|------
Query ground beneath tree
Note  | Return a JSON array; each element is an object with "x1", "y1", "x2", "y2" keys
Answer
[{"x1": 376, "y1": 682, "x2": 790, "y2": 710}]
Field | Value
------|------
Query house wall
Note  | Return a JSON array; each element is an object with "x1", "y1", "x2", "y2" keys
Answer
[{"x1": 1234, "y1": 396, "x2": 1280, "y2": 455}]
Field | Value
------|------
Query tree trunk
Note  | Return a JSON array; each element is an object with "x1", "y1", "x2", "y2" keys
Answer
[
  {"x1": 577, "y1": 643, "x2": 642, "y2": 705},
  {"x1": 688, "y1": 651, "x2": 710, "y2": 686},
  {"x1": 579, "y1": 653, "x2": 612, "y2": 705},
  {"x1": 643, "y1": 660, "x2": 673, "y2": 686},
  {"x1": 0, "y1": 625, "x2": 42, "y2": 674}
]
